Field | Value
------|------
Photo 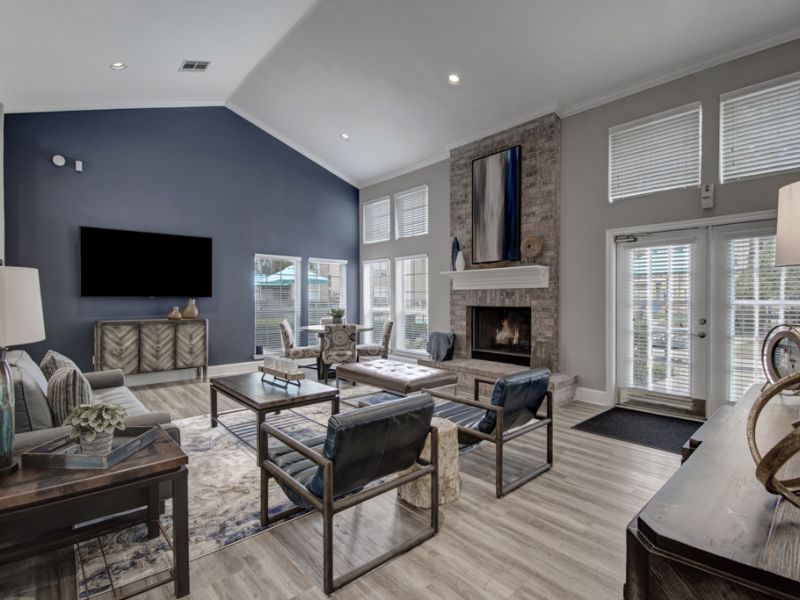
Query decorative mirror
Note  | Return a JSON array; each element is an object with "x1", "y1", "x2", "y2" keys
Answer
[{"x1": 761, "y1": 324, "x2": 800, "y2": 391}]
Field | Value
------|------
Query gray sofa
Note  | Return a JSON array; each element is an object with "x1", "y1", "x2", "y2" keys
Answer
[{"x1": 10, "y1": 350, "x2": 180, "y2": 451}]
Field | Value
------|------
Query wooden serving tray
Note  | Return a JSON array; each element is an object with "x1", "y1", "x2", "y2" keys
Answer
[{"x1": 20, "y1": 426, "x2": 160, "y2": 470}]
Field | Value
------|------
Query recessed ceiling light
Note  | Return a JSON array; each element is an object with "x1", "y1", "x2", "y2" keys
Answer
[
  {"x1": 340, "y1": 133, "x2": 350, "y2": 141},
  {"x1": 448, "y1": 73, "x2": 460, "y2": 85},
  {"x1": 109, "y1": 62, "x2": 127, "y2": 70}
]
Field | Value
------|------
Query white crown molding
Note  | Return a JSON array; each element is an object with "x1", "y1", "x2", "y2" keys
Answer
[
  {"x1": 3, "y1": 99, "x2": 226, "y2": 114},
  {"x1": 359, "y1": 152, "x2": 450, "y2": 189},
  {"x1": 445, "y1": 102, "x2": 563, "y2": 152},
  {"x1": 225, "y1": 100, "x2": 358, "y2": 188},
  {"x1": 560, "y1": 26, "x2": 800, "y2": 117},
  {"x1": 360, "y1": 28, "x2": 800, "y2": 186}
]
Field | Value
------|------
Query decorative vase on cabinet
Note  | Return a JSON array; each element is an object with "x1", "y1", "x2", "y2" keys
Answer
[{"x1": 182, "y1": 299, "x2": 199, "y2": 319}]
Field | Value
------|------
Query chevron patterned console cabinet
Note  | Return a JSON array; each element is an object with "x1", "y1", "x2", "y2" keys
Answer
[{"x1": 94, "y1": 319, "x2": 208, "y2": 380}]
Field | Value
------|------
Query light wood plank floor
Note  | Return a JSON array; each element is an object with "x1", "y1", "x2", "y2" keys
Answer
[{"x1": 128, "y1": 379, "x2": 680, "y2": 600}]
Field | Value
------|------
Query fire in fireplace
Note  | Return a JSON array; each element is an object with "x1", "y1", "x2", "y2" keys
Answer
[{"x1": 471, "y1": 306, "x2": 532, "y2": 366}]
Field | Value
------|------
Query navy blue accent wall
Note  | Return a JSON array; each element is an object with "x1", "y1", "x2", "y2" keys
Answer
[{"x1": 4, "y1": 107, "x2": 359, "y2": 370}]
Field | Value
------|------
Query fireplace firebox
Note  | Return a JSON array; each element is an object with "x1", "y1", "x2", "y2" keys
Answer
[{"x1": 471, "y1": 306, "x2": 532, "y2": 366}]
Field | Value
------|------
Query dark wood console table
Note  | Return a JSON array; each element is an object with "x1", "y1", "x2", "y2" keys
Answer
[{"x1": 626, "y1": 385, "x2": 800, "y2": 599}]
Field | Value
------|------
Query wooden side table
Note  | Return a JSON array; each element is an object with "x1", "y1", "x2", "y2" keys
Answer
[
  {"x1": 398, "y1": 416, "x2": 460, "y2": 508},
  {"x1": 0, "y1": 429, "x2": 190, "y2": 597}
]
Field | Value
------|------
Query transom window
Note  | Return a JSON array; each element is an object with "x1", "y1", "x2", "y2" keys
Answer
[{"x1": 608, "y1": 102, "x2": 702, "y2": 202}]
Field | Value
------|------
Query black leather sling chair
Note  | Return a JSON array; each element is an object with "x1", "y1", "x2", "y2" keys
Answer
[
  {"x1": 258, "y1": 394, "x2": 439, "y2": 594},
  {"x1": 424, "y1": 368, "x2": 553, "y2": 498}
]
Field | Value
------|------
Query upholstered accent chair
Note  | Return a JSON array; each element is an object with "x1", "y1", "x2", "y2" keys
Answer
[
  {"x1": 425, "y1": 368, "x2": 552, "y2": 498},
  {"x1": 279, "y1": 320, "x2": 320, "y2": 361},
  {"x1": 320, "y1": 323, "x2": 356, "y2": 384},
  {"x1": 357, "y1": 320, "x2": 394, "y2": 360},
  {"x1": 259, "y1": 394, "x2": 439, "y2": 594}
]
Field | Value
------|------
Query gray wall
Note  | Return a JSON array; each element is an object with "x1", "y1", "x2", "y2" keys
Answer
[
  {"x1": 359, "y1": 160, "x2": 451, "y2": 340},
  {"x1": 560, "y1": 38, "x2": 800, "y2": 391},
  {"x1": 5, "y1": 106, "x2": 359, "y2": 370},
  {"x1": 0, "y1": 103, "x2": 4, "y2": 263}
]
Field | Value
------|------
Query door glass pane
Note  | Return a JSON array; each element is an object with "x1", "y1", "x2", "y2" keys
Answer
[
  {"x1": 626, "y1": 243, "x2": 692, "y2": 396},
  {"x1": 727, "y1": 234, "x2": 800, "y2": 402}
]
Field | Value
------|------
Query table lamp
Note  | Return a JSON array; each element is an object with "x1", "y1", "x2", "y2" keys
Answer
[
  {"x1": 776, "y1": 181, "x2": 800, "y2": 267},
  {"x1": 0, "y1": 267, "x2": 46, "y2": 476}
]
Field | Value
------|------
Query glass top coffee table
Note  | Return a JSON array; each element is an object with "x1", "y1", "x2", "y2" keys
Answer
[{"x1": 209, "y1": 372, "x2": 339, "y2": 464}]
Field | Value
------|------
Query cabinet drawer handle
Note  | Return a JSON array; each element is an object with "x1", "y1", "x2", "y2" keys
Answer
[
  {"x1": 155, "y1": 344, "x2": 163, "y2": 352},
  {"x1": 116, "y1": 346, "x2": 127, "y2": 355}
]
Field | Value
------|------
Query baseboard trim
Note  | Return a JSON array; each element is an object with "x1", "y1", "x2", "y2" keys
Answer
[
  {"x1": 576, "y1": 387, "x2": 612, "y2": 406},
  {"x1": 126, "y1": 361, "x2": 260, "y2": 387}
]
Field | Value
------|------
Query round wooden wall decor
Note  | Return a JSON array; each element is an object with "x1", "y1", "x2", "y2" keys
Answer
[
  {"x1": 521, "y1": 235, "x2": 543, "y2": 259},
  {"x1": 747, "y1": 372, "x2": 800, "y2": 509},
  {"x1": 761, "y1": 324, "x2": 800, "y2": 391}
]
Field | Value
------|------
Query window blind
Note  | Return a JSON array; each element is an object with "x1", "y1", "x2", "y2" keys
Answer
[
  {"x1": 362, "y1": 259, "x2": 391, "y2": 345},
  {"x1": 363, "y1": 197, "x2": 391, "y2": 244},
  {"x1": 395, "y1": 255, "x2": 428, "y2": 352},
  {"x1": 394, "y1": 185, "x2": 429, "y2": 239},
  {"x1": 308, "y1": 258, "x2": 347, "y2": 345},
  {"x1": 726, "y1": 234, "x2": 800, "y2": 402},
  {"x1": 720, "y1": 74, "x2": 800, "y2": 182},
  {"x1": 623, "y1": 243, "x2": 692, "y2": 397},
  {"x1": 609, "y1": 102, "x2": 701, "y2": 202},
  {"x1": 254, "y1": 254, "x2": 302, "y2": 353}
]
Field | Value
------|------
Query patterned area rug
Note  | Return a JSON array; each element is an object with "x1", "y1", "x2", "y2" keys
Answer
[{"x1": 75, "y1": 403, "x2": 336, "y2": 599}]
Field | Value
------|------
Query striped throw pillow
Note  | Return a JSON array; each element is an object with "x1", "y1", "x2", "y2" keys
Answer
[
  {"x1": 39, "y1": 350, "x2": 79, "y2": 380},
  {"x1": 47, "y1": 366, "x2": 94, "y2": 426}
]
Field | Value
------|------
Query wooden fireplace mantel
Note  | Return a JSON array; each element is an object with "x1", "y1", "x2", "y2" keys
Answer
[{"x1": 440, "y1": 265, "x2": 549, "y2": 291}]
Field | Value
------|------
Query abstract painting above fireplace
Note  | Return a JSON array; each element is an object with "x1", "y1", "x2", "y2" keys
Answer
[{"x1": 471, "y1": 306, "x2": 532, "y2": 366}]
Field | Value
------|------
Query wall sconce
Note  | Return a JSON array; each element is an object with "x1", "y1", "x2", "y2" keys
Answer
[{"x1": 51, "y1": 154, "x2": 83, "y2": 172}]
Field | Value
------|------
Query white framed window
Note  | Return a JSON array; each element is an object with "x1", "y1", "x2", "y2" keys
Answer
[
  {"x1": 717, "y1": 225, "x2": 800, "y2": 403},
  {"x1": 362, "y1": 196, "x2": 391, "y2": 244},
  {"x1": 395, "y1": 254, "x2": 429, "y2": 353},
  {"x1": 720, "y1": 72, "x2": 800, "y2": 183},
  {"x1": 362, "y1": 259, "x2": 391, "y2": 345},
  {"x1": 307, "y1": 258, "x2": 348, "y2": 341},
  {"x1": 608, "y1": 102, "x2": 702, "y2": 202},
  {"x1": 394, "y1": 184, "x2": 429, "y2": 239},
  {"x1": 255, "y1": 254, "x2": 302, "y2": 353}
]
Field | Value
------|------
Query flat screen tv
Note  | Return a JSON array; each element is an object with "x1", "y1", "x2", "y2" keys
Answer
[{"x1": 80, "y1": 227, "x2": 212, "y2": 297}]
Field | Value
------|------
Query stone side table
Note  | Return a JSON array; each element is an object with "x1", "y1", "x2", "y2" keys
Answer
[{"x1": 398, "y1": 416, "x2": 460, "y2": 508}]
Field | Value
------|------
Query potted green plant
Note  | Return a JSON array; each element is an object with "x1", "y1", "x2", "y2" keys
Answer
[
  {"x1": 66, "y1": 403, "x2": 127, "y2": 455},
  {"x1": 329, "y1": 308, "x2": 346, "y2": 324}
]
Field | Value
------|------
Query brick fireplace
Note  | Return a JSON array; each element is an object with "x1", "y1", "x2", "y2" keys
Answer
[
  {"x1": 471, "y1": 306, "x2": 532, "y2": 365},
  {"x1": 421, "y1": 112, "x2": 576, "y2": 406},
  {"x1": 449, "y1": 112, "x2": 561, "y2": 370}
]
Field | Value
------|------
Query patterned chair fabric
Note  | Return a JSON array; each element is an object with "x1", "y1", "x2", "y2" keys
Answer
[
  {"x1": 321, "y1": 324, "x2": 357, "y2": 366},
  {"x1": 357, "y1": 320, "x2": 394, "y2": 359},
  {"x1": 279, "y1": 319, "x2": 320, "y2": 360}
]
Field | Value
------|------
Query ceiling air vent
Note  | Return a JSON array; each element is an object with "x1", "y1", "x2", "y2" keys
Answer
[{"x1": 179, "y1": 60, "x2": 210, "y2": 72}]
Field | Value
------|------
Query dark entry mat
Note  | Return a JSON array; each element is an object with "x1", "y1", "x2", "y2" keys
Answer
[{"x1": 572, "y1": 407, "x2": 702, "y2": 454}]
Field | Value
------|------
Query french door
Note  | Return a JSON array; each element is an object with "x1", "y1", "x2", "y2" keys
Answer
[
  {"x1": 615, "y1": 218, "x2": 800, "y2": 418},
  {"x1": 616, "y1": 230, "x2": 708, "y2": 417}
]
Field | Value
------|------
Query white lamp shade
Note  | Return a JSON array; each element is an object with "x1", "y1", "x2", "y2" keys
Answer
[
  {"x1": 0, "y1": 267, "x2": 46, "y2": 347},
  {"x1": 776, "y1": 182, "x2": 800, "y2": 267}
]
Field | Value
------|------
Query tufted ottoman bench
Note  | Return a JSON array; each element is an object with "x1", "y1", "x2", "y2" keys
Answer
[{"x1": 335, "y1": 359, "x2": 458, "y2": 396}]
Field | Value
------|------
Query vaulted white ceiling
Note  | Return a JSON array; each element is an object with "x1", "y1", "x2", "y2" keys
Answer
[
  {"x1": 3, "y1": 0, "x2": 800, "y2": 187},
  {"x1": 0, "y1": 0, "x2": 316, "y2": 111}
]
